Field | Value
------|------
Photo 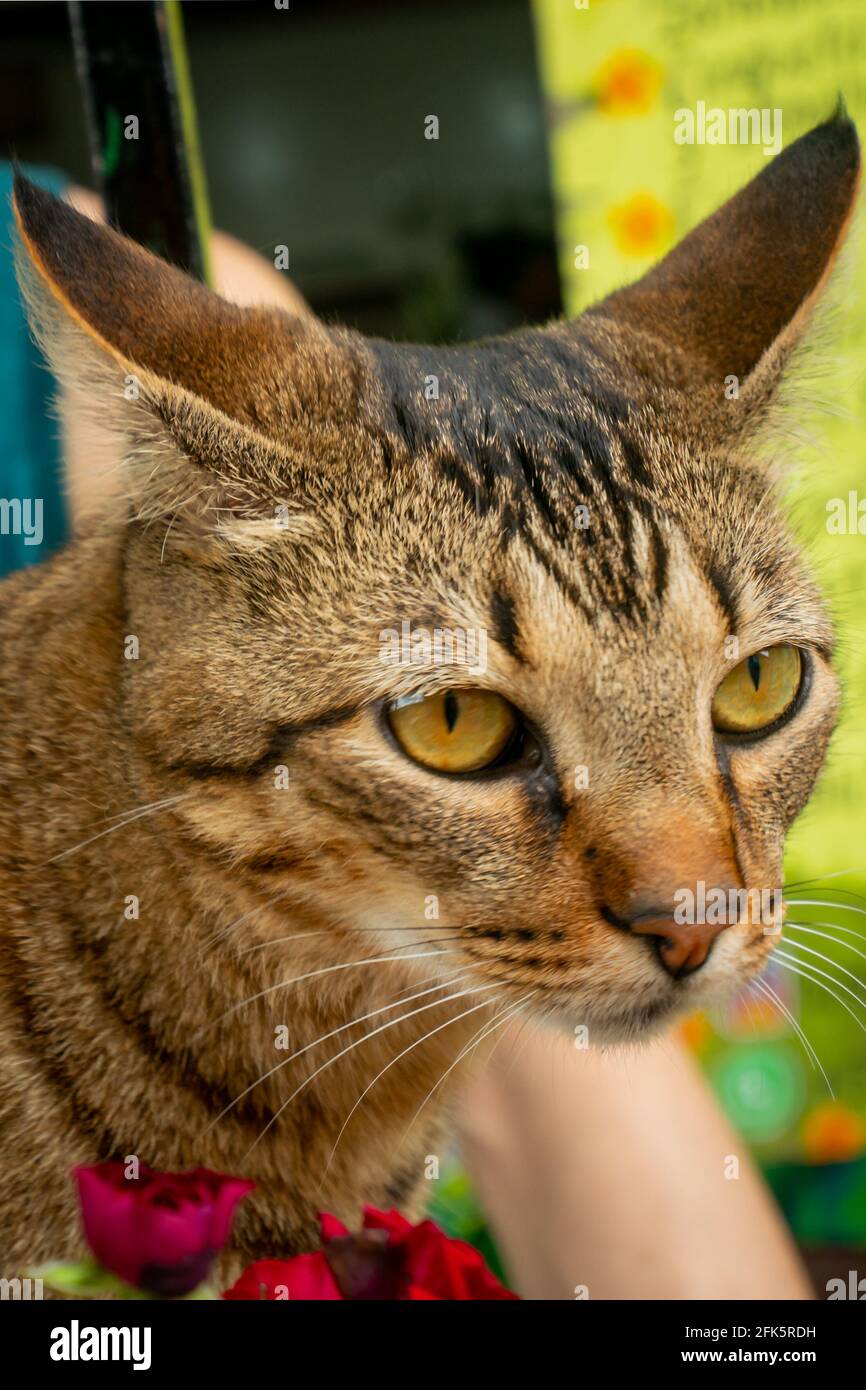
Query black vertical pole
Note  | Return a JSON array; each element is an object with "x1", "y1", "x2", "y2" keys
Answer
[{"x1": 67, "y1": 0, "x2": 213, "y2": 283}]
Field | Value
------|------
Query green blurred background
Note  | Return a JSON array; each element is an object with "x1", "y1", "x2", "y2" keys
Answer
[{"x1": 3, "y1": 0, "x2": 865, "y2": 1284}]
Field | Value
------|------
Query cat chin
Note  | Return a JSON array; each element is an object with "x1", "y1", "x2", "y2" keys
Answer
[
  {"x1": 536, "y1": 993, "x2": 678, "y2": 1048},
  {"x1": 575, "y1": 969, "x2": 767, "y2": 1047}
]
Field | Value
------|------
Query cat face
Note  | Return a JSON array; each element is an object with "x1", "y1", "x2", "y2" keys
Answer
[{"x1": 14, "y1": 107, "x2": 859, "y2": 1043}]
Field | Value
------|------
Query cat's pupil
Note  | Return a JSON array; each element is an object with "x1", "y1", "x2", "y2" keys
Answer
[
  {"x1": 444, "y1": 692, "x2": 459, "y2": 733},
  {"x1": 747, "y1": 654, "x2": 762, "y2": 692}
]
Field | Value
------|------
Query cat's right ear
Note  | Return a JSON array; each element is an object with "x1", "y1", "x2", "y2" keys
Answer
[{"x1": 12, "y1": 175, "x2": 356, "y2": 522}]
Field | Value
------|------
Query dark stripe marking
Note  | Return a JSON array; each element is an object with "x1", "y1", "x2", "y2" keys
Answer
[{"x1": 489, "y1": 588, "x2": 527, "y2": 666}]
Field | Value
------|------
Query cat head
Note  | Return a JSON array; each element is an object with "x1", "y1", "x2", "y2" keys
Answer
[{"x1": 14, "y1": 107, "x2": 860, "y2": 1043}]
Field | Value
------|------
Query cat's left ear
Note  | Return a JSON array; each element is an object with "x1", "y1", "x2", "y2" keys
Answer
[{"x1": 580, "y1": 104, "x2": 860, "y2": 439}]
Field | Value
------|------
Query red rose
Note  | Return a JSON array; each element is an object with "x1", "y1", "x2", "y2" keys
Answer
[
  {"x1": 223, "y1": 1254, "x2": 343, "y2": 1301},
  {"x1": 74, "y1": 1162, "x2": 254, "y2": 1296},
  {"x1": 224, "y1": 1206, "x2": 518, "y2": 1301}
]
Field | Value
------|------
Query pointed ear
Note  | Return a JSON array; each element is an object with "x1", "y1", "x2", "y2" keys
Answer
[
  {"x1": 12, "y1": 175, "x2": 364, "y2": 527},
  {"x1": 582, "y1": 106, "x2": 860, "y2": 433},
  {"x1": 12, "y1": 173, "x2": 356, "y2": 436}
]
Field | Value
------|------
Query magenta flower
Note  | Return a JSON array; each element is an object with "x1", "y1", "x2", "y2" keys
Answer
[{"x1": 74, "y1": 1162, "x2": 254, "y2": 1296}]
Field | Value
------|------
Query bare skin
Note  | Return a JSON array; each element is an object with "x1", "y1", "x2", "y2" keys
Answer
[
  {"x1": 57, "y1": 191, "x2": 813, "y2": 1301},
  {"x1": 459, "y1": 1026, "x2": 812, "y2": 1300}
]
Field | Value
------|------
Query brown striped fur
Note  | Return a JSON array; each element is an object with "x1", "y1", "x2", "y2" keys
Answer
[{"x1": 0, "y1": 109, "x2": 859, "y2": 1282}]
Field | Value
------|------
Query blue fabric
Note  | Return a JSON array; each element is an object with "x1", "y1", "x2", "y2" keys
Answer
[{"x1": 0, "y1": 163, "x2": 70, "y2": 577}]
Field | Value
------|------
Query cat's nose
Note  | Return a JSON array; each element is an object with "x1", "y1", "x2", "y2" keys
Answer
[{"x1": 627, "y1": 911, "x2": 729, "y2": 978}]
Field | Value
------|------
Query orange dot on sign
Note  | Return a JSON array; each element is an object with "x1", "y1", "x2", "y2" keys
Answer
[
  {"x1": 593, "y1": 49, "x2": 664, "y2": 116},
  {"x1": 801, "y1": 1101, "x2": 866, "y2": 1163},
  {"x1": 607, "y1": 192, "x2": 674, "y2": 257}
]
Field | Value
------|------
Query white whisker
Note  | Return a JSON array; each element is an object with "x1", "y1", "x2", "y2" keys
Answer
[
  {"x1": 783, "y1": 869, "x2": 866, "y2": 894},
  {"x1": 776, "y1": 939, "x2": 866, "y2": 1008},
  {"x1": 242, "y1": 981, "x2": 499, "y2": 1160},
  {"x1": 201, "y1": 970, "x2": 476, "y2": 1136},
  {"x1": 195, "y1": 946, "x2": 459, "y2": 1041},
  {"x1": 393, "y1": 993, "x2": 533, "y2": 1159},
  {"x1": 197, "y1": 889, "x2": 294, "y2": 958},
  {"x1": 785, "y1": 898, "x2": 866, "y2": 919},
  {"x1": 772, "y1": 951, "x2": 866, "y2": 1037},
  {"x1": 237, "y1": 927, "x2": 459, "y2": 956},
  {"x1": 785, "y1": 917, "x2": 866, "y2": 946},
  {"x1": 736, "y1": 986, "x2": 764, "y2": 1040},
  {"x1": 784, "y1": 921, "x2": 866, "y2": 959},
  {"x1": 319, "y1": 989, "x2": 503, "y2": 1181},
  {"x1": 390, "y1": 966, "x2": 471, "y2": 1001},
  {"x1": 751, "y1": 977, "x2": 833, "y2": 1096},
  {"x1": 44, "y1": 794, "x2": 187, "y2": 864}
]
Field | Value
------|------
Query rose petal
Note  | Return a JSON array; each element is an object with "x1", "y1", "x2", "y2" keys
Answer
[{"x1": 224, "y1": 1254, "x2": 343, "y2": 1301}]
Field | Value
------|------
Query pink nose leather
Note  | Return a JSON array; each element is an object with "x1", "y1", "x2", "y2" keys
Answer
[{"x1": 629, "y1": 916, "x2": 728, "y2": 978}]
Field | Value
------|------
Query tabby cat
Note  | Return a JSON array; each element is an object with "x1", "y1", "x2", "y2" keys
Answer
[{"x1": 0, "y1": 109, "x2": 859, "y2": 1284}]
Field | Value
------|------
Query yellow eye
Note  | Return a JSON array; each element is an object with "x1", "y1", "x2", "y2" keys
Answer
[
  {"x1": 387, "y1": 688, "x2": 519, "y2": 773},
  {"x1": 712, "y1": 645, "x2": 803, "y2": 735}
]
